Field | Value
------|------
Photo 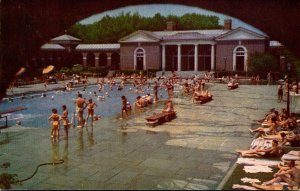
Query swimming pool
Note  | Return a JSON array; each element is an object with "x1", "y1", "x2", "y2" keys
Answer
[{"x1": 0, "y1": 84, "x2": 170, "y2": 128}]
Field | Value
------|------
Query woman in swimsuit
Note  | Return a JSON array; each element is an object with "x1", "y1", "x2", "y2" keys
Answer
[{"x1": 86, "y1": 98, "x2": 97, "y2": 126}]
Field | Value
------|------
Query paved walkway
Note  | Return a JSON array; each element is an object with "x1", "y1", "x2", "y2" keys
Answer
[
  {"x1": 0, "y1": 83, "x2": 285, "y2": 189},
  {"x1": 5, "y1": 78, "x2": 100, "y2": 97}
]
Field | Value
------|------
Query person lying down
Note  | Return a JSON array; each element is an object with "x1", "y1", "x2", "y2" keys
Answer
[{"x1": 236, "y1": 140, "x2": 282, "y2": 158}]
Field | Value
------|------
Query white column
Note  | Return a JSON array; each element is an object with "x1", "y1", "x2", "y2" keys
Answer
[
  {"x1": 244, "y1": 53, "x2": 248, "y2": 72},
  {"x1": 82, "y1": 52, "x2": 88, "y2": 68},
  {"x1": 162, "y1": 45, "x2": 166, "y2": 71},
  {"x1": 133, "y1": 52, "x2": 136, "y2": 70},
  {"x1": 194, "y1": 44, "x2": 198, "y2": 71},
  {"x1": 211, "y1": 44, "x2": 215, "y2": 71},
  {"x1": 177, "y1": 44, "x2": 181, "y2": 71},
  {"x1": 106, "y1": 52, "x2": 112, "y2": 68},
  {"x1": 143, "y1": 53, "x2": 146, "y2": 70},
  {"x1": 94, "y1": 52, "x2": 100, "y2": 67},
  {"x1": 233, "y1": 54, "x2": 236, "y2": 71}
]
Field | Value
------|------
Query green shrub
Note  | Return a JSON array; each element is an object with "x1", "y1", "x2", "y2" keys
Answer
[
  {"x1": 81, "y1": 67, "x2": 108, "y2": 77},
  {"x1": 248, "y1": 52, "x2": 279, "y2": 79},
  {"x1": 60, "y1": 67, "x2": 72, "y2": 75},
  {"x1": 72, "y1": 64, "x2": 84, "y2": 74}
]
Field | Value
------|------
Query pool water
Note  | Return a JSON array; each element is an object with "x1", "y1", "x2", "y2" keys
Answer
[{"x1": 0, "y1": 84, "x2": 169, "y2": 128}]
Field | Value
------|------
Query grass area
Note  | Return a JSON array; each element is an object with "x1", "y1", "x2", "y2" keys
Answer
[{"x1": 221, "y1": 164, "x2": 275, "y2": 190}]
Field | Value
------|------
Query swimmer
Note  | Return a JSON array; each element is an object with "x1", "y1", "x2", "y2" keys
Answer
[
  {"x1": 105, "y1": 92, "x2": 109, "y2": 97},
  {"x1": 51, "y1": 96, "x2": 54, "y2": 100},
  {"x1": 41, "y1": 93, "x2": 46, "y2": 98},
  {"x1": 16, "y1": 121, "x2": 21, "y2": 126}
]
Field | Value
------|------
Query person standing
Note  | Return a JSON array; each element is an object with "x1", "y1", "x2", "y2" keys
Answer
[
  {"x1": 74, "y1": 93, "x2": 87, "y2": 128},
  {"x1": 48, "y1": 108, "x2": 60, "y2": 141},
  {"x1": 85, "y1": 98, "x2": 97, "y2": 126},
  {"x1": 153, "y1": 81, "x2": 159, "y2": 103},
  {"x1": 166, "y1": 80, "x2": 174, "y2": 99},
  {"x1": 61, "y1": 105, "x2": 70, "y2": 138},
  {"x1": 44, "y1": 80, "x2": 48, "y2": 91},
  {"x1": 121, "y1": 96, "x2": 129, "y2": 119},
  {"x1": 267, "y1": 71, "x2": 272, "y2": 85}
]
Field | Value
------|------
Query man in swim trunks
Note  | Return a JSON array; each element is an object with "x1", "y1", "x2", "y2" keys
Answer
[{"x1": 75, "y1": 93, "x2": 87, "y2": 128}]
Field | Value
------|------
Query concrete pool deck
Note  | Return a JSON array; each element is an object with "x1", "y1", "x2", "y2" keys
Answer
[{"x1": 0, "y1": 83, "x2": 286, "y2": 190}]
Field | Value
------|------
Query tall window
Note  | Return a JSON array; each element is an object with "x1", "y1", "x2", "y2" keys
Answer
[
  {"x1": 135, "y1": 48, "x2": 145, "y2": 70},
  {"x1": 233, "y1": 46, "x2": 247, "y2": 71}
]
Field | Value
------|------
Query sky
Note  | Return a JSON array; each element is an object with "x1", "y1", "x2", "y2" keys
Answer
[{"x1": 79, "y1": 4, "x2": 265, "y2": 35}]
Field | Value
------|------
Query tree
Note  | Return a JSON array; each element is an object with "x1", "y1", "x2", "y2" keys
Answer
[
  {"x1": 68, "y1": 12, "x2": 221, "y2": 43},
  {"x1": 248, "y1": 52, "x2": 279, "y2": 78}
]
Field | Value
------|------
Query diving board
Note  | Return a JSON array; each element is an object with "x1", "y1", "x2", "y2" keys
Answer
[{"x1": 0, "y1": 107, "x2": 27, "y2": 129}]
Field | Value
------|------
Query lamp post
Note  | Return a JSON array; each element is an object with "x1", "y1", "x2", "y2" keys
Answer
[{"x1": 287, "y1": 62, "x2": 291, "y2": 116}]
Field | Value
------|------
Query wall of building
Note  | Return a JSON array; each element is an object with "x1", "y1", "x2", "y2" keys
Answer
[
  {"x1": 215, "y1": 40, "x2": 266, "y2": 71},
  {"x1": 120, "y1": 42, "x2": 161, "y2": 70}
]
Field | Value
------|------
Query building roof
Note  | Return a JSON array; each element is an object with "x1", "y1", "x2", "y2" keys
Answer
[
  {"x1": 215, "y1": 27, "x2": 268, "y2": 41},
  {"x1": 153, "y1": 29, "x2": 229, "y2": 38},
  {"x1": 119, "y1": 29, "x2": 229, "y2": 43},
  {"x1": 76, "y1": 44, "x2": 120, "y2": 51},
  {"x1": 40, "y1": 43, "x2": 65, "y2": 50},
  {"x1": 161, "y1": 31, "x2": 218, "y2": 41},
  {"x1": 50, "y1": 34, "x2": 81, "y2": 45},
  {"x1": 51, "y1": 34, "x2": 81, "y2": 41},
  {"x1": 119, "y1": 30, "x2": 160, "y2": 43}
]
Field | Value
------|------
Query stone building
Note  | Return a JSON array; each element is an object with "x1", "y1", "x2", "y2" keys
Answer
[
  {"x1": 40, "y1": 19, "x2": 272, "y2": 73},
  {"x1": 118, "y1": 19, "x2": 269, "y2": 72}
]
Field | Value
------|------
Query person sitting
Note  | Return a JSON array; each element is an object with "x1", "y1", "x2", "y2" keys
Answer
[
  {"x1": 162, "y1": 99, "x2": 174, "y2": 113},
  {"x1": 183, "y1": 83, "x2": 190, "y2": 94},
  {"x1": 256, "y1": 108, "x2": 276, "y2": 123},
  {"x1": 141, "y1": 96, "x2": 148, "y2": 107},
  {"x1": 286, "y1": 113, "x2": 297, "y2": 131},
  {"x1": 145, "y1": 93, "x2": 153, "y2": 105},
  {"x1": 126, "y1": 101, "x2": 132, "y2": 112},
  {"x1": 201, "y1": 90, "x2": 211, "y2": 98},
  {"x1": 284, "y1": 130, "x2": 300, "y2": 147},
  {"x1": 236, "y1": 140, "x2": 282, "y2": 158},
  {"x1": 264, "y1": 131, "x2": 288, "y2": 142},
  {"x1": 249, "y1": 116, "x2": 279, "y2": 135},
  {"x1": 252, "y1": 160, "x2": 300, "y2": 190},
  {"x1": 135, "y1": 96, "x2": 144, "y2": 108}
]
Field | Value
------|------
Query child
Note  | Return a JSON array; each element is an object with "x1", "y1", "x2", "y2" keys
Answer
[
  {"x1": 86, "y1": 98, "x2": 97, "y2": 126},
  {"x1": 61, "y1": 105, "x2": 70, "y2": 138},
  {"x1": 48, "y1": 108, "x2": 60, "y2": 141}
]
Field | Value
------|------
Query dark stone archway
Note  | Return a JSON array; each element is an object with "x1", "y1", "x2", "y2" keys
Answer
[{"x1": 1, "y1": 0, "x2": 300, "y2": 99}]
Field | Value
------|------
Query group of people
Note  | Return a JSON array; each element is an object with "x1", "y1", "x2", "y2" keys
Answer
[
  {"x1": 48, "y1": 93, "x2": 98, "y2": 141},
  {"x1": 180, "y1": 78, "x2": 212, "y2": 103},
  {"x1": 235, "y1": 107, "x2": 300, "y2": 190},
  {"x1": 135, "y1": 94, "x2": 153, "y2": 108}
]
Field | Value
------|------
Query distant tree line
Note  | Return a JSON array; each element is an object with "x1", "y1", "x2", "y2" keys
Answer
[{"x1": 68, "y1": 12, "x2": 222, "y2": 43}]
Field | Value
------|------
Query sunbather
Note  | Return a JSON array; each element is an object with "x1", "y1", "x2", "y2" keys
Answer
[
  {"x1": 250, "y1": 116, "x2": 278, "y2": 135},
  {"x1": 258, "y1": 160, "x2": 300, "y2": 189},
  {"x1": 236, "y1": 140, "x2": 282, "y2": 158}
]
